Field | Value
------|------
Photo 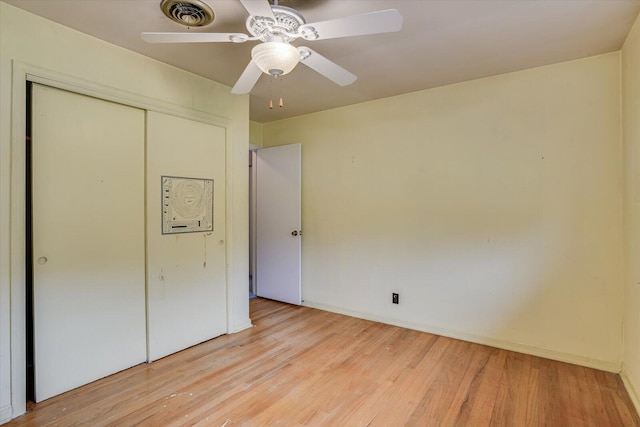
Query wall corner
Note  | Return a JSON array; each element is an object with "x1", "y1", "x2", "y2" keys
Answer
[{"x1": 621, "y1": 365, "x2": 640, "y2": 417}]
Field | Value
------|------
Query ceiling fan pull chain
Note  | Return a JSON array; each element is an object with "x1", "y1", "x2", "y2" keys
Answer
[
  {"x1": 275, "y1": 74, "x2": 284, "y2": 108},
  {"x1": 269, "y1": 75, "x2": 274, "y2": 109}
]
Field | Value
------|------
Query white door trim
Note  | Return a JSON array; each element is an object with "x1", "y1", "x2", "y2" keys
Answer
[{"x1": 8, "y1": 60, "x2": 237, "y2": 418}]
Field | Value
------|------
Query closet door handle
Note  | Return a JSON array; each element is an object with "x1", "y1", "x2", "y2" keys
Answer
[{"x1": 291, "y1": 230, "x2": 298, "y2": 236}]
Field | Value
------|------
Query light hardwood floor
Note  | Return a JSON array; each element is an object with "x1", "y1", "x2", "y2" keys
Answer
[{"x1": 7, "y1": 298, "x2": 640, "y2": 426}]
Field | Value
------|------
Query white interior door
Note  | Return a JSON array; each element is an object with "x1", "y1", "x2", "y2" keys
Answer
[
  {"x1": 256, "y1": 144, "x2": 302, "y2": 305},
  {"x1": 146, "y1": 112, "x2": 227, "y2": 361},
  {"x1": 32, "y1": 84, "x2": 147, "y2": 402}
]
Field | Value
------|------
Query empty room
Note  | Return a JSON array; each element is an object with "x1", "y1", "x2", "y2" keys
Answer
[{"x1": 1, "y1": 0, "x2": 640, "y2": 425}]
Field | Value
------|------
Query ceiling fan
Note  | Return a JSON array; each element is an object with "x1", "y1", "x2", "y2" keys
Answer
[{"x1": 141, "y1": 0, "x2": 403, "y2": 94}]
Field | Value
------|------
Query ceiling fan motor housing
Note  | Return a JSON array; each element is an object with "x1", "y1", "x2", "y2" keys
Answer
[{"x1": 247, "y1": 6, "x2": 306, "y2": 43}]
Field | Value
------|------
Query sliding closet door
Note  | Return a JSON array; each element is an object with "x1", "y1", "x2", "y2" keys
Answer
[
  {"x1": 146, "y1": 112, "x2": 227, "y2": 361},
  {"x1": 32, "y1": 84, "x2": 147, "y2": 402}
]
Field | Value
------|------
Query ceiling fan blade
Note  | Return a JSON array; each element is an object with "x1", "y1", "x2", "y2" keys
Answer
[
  {"x1": 231, "y1": 60, "x2": 263, "y2": 94},
  {"x1": 299, "y1": 9, "x2": 403, "y2": 41},
  {"x1": 298, "y1": 47, "x2": 357, "y2": 87},
  {"x1": 141, "y1": 32, "x2": 249, "y2": 43},
  {"x1": 239, "y1": 0, "x2": 276, "y2": 21}
]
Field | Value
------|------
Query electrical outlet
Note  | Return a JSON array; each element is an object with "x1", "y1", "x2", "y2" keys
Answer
[{"x1": 392, "y1": 293, "x2": 399, "y2": 304}]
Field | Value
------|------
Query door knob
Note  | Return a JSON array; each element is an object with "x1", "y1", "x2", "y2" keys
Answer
[
  {"x1": 37, "y1": 257, "x2": 48, "y2": 265},
  {"x1": 291, "y1": 230, "x2": 298, "y2": 236}
]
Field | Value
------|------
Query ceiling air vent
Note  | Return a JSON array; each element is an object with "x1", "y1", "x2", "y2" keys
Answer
[{"x1": 160, "y1": 0, "x2": 215, "y2": 27}]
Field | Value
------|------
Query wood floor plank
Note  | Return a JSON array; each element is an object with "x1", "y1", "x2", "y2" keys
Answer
[
  {"x1": 490, "y1": 352, "x2": 532, "y2": 426},
  {"x1": 457, "y1": 347, "x2": 508, "y2": 426},
  {"x1": 6, "y1": 298, "x2": 640, "y2": 427},
  {"x1": 438, "y1": 344, "x2": 495, "y2": 426}
]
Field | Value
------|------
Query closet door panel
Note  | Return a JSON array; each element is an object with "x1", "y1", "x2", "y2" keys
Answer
[
  {"x1": 32, "y1": 84, "x2": 146, "y2": 402},
  {"x1": 146, "y1": 111, "x2": 227, "y2": 361}
]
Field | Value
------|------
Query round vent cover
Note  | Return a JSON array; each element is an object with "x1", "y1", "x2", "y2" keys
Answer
[{"x1": 160, "y1": 0, "x2": 215, "y2": 27}]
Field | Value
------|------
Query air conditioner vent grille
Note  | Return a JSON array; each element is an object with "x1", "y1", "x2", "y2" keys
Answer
[{"x1": 160, "y1": 0, "x2": 215, "y2": 27}]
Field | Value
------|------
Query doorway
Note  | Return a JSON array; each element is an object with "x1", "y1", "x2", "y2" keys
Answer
[
  {"x1": 25, "y1": 82, "x2": 34, "y2": 404},
  {"x1": 249, "y1": 148, "x2": 258, "y2": 299},
  {"x1": 249, "y1": 144, "x2": 303, "y2": 305},
  {"x1": 9, "y1": 65, "x2": 238, "y2": 418}
]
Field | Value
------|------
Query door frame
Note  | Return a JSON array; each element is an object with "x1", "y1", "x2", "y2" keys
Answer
[
  {"x1": 249, "y1": 146, "x2": 260, "y2": 296},
  {"x1": 8, "y1": 61, "x2": 236, "y2": 417}
]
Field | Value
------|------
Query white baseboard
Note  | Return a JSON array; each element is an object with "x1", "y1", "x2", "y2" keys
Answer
[
  {"x1": 230, "y1": 320, "x2": 253, "y2": 334},
  {"x1": 302, "y1": 300, "x2": 621, "y2": 373},
  {"x1": 0, "y1": 405, "x2": 12, "y2": 425},
  {"x1": 621, "y1": 368, "x2": 640, "y2": 416}
]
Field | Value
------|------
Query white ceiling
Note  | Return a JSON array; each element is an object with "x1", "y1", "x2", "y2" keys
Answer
[{"x1": 4, "y1": 0, "x2": 640, "y2": 122}]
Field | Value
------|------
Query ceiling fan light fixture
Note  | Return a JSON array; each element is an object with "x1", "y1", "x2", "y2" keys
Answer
[{"x1": 252, "y1": 42, "x2": 300, "y2": 76}]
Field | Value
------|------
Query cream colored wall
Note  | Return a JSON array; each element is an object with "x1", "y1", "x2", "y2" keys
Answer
[
  {"x1": 250, "y1": 120, "x2": 264, "y2": 147},
  {"x1": 623, "y1": 13, "x2": 640, "y2": 414},
  {"x1": 0, "y1": 2, "x2": 249, "y2": 422},
  {"x1": 263, "y1": 53, "x2": 623, "y2": 371}
]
